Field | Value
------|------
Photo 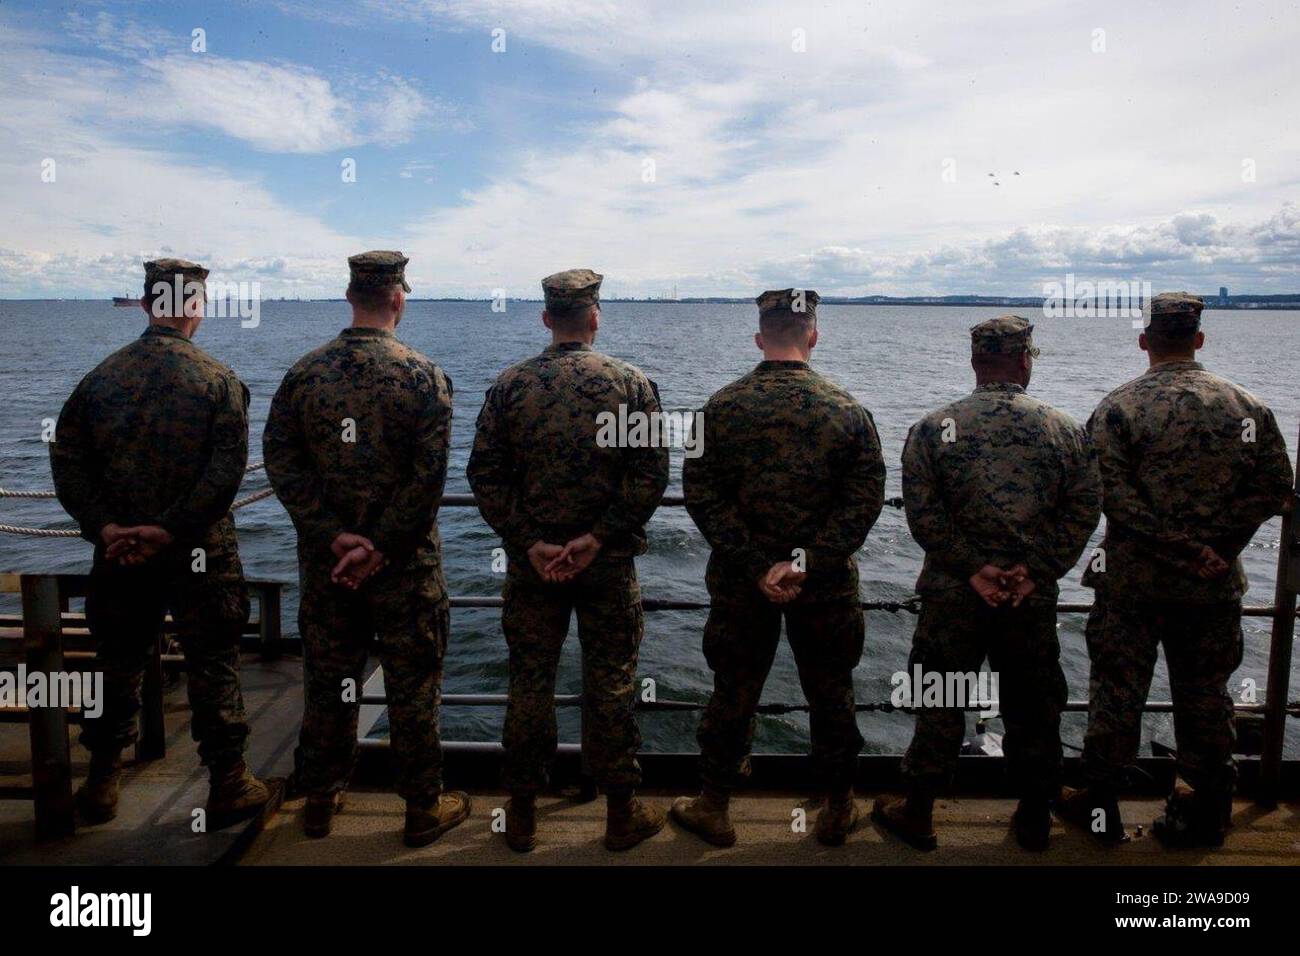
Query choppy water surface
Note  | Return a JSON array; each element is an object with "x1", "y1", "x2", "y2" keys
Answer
[{"x1": 2, "y1": 301, "x2": 1296, "y2": 755}]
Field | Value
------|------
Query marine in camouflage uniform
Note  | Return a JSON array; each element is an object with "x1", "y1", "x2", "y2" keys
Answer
[
  {"x1": 673, "y1": 288, "x2": 886, "y2": 848},
  {"x1": 51, "y1": 257, "x2": 269, "y2": 828},
  {"x1": 263, "y1": 251, "x2": 469, "y2": 847},
  {"x1": 466, "y1": 268, "x2": 669, "y2": 852},
  {"x1": 874, "y1": 315, "x2": 1100, "y2": 852},
  {"x1": 1064, "y1": 292, "x2": 1294, "y2": 847}
]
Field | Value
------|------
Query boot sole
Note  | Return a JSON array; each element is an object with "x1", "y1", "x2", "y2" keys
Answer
[
  {"x1": 668, "y1": 806, "x2": 737, "y2": 848},
  {"x1": 604, "y1": 815, "x2": 667, "y2": 852},
  {"x1": 870, "y1": 805, "x2": 937, "y2": 851},
  {"x1": 404, "y1": 797, "x2": 473, "y2": 848}
]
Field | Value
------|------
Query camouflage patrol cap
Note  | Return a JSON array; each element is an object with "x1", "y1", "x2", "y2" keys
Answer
[
  {"x1": 541, "y1": 268, "x2": 603, "y2": 312},
  {"x1": 143, "y1": 258, "x2": 208, "y2": 293},
  {"x1": 348, "y1": 250, "x2": 411, "y2": 293},
  {"x1": 756, "y1": 288, "x2": 820, "y2": 318},
  {"x1": 970, "y1": 314, "x2": 1040, "y2": 356},
  {"x1": 1146, "y1": 291, "x2": 1204, "y2": 333}
]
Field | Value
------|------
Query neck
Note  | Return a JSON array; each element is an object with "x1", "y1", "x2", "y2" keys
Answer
[
  {"x1": 1148, "y1": 351, "x2": 1196, "y2": 367},
  {"x1": 761, "y1": 346, "x2": 809, "y2": 363},
  {"x1": 351, "y1": 310, "x2": 397, "y2": 331},
  {"x1": 551, "y1": 331, "x2": 594, "y2": 347},
  {"x1": 974, "y1": 373, "x2": 1025, "y2": 388},
  {"x1": 149, "y1": 318, "x2": 193, "y2": 339}
]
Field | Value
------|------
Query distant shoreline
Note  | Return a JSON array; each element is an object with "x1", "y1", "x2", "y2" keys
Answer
[{"x1": 6, "y1": 295, "x2": 1300, "y2": 310}]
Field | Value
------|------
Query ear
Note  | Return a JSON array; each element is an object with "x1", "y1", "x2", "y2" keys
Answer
[
  {"x1": 754, "y1": 331, "x2": 764, "y2": 351},
  {"x1": 807, "y1": 325, "x2": 819, "y2": 350},
  {"x1": 1138, "y1": 332, "x2": 1150, "y2": 352},
  {"x1": 1019, "y1": 351, "x2": 1031, "y2": 373},
  {"x1": 1193, "y1": 329, "x2": 1205, "y2": 350},
  {"x1": 588, "y1": 304, "x2": 600, "y2": 332},
  {"x1": 390, "y1": 287, "x2": 405, "y2": 313},
  {"x1": 139, "y1": 296, "x2": 150, "y2": 316},
  {"x1": 542, "y1": 310, "x2": 555, "y2": 331}
]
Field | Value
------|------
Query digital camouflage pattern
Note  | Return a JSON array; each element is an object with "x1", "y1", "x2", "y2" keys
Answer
[
  {"x1": 899, "y1": 378, "x2": 1098, "y2": 799},
  {"x1": 500, "y1": 559, "x2": 644, "y2": 793},
  {"x1": 969, "y1": 314, "x2": 1039, "y2": 356},
  {"x1": 467, "y1": 336, "x2": 668, "y2": 794},
  {"x1": 684, "y1": 360, "x2": 883, "y2": 792},
  {"x1": 51, "y1": 324, "x2": 252, "y2": 766},
  {"x1": 900, "y1": 591, "x2": 1066, "y2": 800},
  {"x1": 683, "y1": 360, "x2": 885, "y2": 601},
  {"x1": 541, "y1": 268, "x2": 603, "y2": 311},
  {"x1": 1082, "y1": 597, "x2": 1243, "y2": 794},
  {"x1": 466, "y1": 341, "x2": 668, "y2": 562},
  {"x1": 697, "y1": 599, "x2": 865, "y2": 793},
  {"x1": 295, "y1": 561, "x2": 449, "y2": 802},
  {"x1": 143, "y1": 257, "x2": 209, "y2": 293},
  {"x1": 1080, "y1": 357, "x2": 1292, "y2": 800},
  {"x1": 348, "y1": 250, "x2": 411, "y2": 293},
  {"x1": 902, "y1": 381, "x2": 1100, "y2": 599},
  {"x1": 1144, "y1": 290, "x2": 1204, "y2": 334},
  {"x1": 1082, "y1": 361, "x2": 1292, "y2": 602},
  {"x1": 755, "y1": 287, "x2": 820, "y2": 318},
  {"x1": 263, "y1": 326, "x2": 454, "y2": 803}
]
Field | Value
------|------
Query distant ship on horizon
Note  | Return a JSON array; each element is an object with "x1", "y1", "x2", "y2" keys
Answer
[{"x1": 112, "y1": 296, "x2": 136, "y2": 307}]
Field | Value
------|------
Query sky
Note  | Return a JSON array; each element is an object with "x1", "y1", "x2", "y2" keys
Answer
[{"x1": 0, "y1": 0, "x2": 1297, "y2": 299}]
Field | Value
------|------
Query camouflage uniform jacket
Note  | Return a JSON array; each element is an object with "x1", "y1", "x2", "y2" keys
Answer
[
  {"x1": 903, "y1": 381, "x2": 1100, "y2": 598},
  {"x1": 683, "y1": 360, "x2": 885, "y2": 601},
  {"x1": 1082, "y1": 360, "x2": 1293, "y2": 602},
  {"x1": 467, "y1": 341, "x2": 669, "y2": 561},
  {"x1": 263, "y1": 327, "x2": 453, "y2": 576},
  {"x1": 51, "y1": 325, "x2": 249, "y2": 547}
]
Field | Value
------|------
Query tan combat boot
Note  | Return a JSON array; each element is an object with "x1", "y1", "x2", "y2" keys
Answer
[
  {"x1": 404, "y1": 791, "x2": 471, "y2": 848},
  {"x1": 815, "y1": 789, "x2": 861, "y2": 847},
  {"x1": 1055, "y1": 785, "x2": 1127, "y2": 845},
  {"x1": 206, "y1": 759, "x2": 272, "y2": 830},
  {"x1": 604, "y1": 791, "x2": 666, "y2": 851},
  {"x1": 76, "y1": 750, "x2": 124, "y2": 824},
  {"x1": 871, "y1": 791, "x2": 937, "y2": 851},
  {"x1": 669, "y1": 789, "x2": 737, "y2": 847},
  {"x1": 303, "y1": 791, "x2": 344, "y2": 839},
  {"x1": 505, "y1": 793, "x2": 538, "y2": 853}
]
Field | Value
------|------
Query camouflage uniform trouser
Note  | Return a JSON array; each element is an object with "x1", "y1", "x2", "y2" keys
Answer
[
  {"x1": 1081, "y1": 593, "x2": 1243, "y2": 797},
  {"x1": 81, "y1": 526, "x2": 250, "y2": 767},
  {"x1": 901, "y1": 592, "x2": 1066, "y2": 800},
  {"x1": 296, "y1": 559, "x2": 448, "y2": 804},
  {"x1": 502, "y1": 558, "x2": 643, "y2": 794},
  {"x1": 698, "y1": 596, "x2": 865, "y2": 793}
]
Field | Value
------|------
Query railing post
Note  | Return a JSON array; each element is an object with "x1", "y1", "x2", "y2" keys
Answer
[
  {"x1": 258, "y1": 582, "x2": 283, "y2": 661},
  {"x1": 21, "y1": 574, "x2": 75, "y2": 841},
  {"x1": 1259, "y1": 431, "x2": 1300, "y2": 805}
]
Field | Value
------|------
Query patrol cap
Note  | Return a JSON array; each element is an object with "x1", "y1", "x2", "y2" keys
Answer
[
  {"x1": 143, "y1": 257, "x2": 208, "y2": 293},
  {"x1": 756, "y1": 288, "x2": 820, "y2": 319},
  {"x1": 1146, "y1": 291, "x2": 1203, "y2": 334},
  {"x1": 541, "y1": 268, "x2": 603, "y2": 312},
  {"x1": 970, "y1": 314, "x2": 1039, "y2": 356},
  {"x1": 348, "y1": 250, "x2": 411, "y2": 293}
]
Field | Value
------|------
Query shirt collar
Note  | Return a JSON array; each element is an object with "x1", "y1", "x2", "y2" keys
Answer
[
  {"x1": 341, "y1": 326, "x2": 395, "y2": 339},
  {"x1": 974, "y1": 381, "x2": 1026, "y2": 395},
  {"x1": 756, "y1": 359, "x2": 810, "y2": 372},
  {"x1": 545, "y1": 341, "x2": 593, "y2": 353},
  {"x1": 1147, "y1": 359, "x2": 1203, "y2": 373}
]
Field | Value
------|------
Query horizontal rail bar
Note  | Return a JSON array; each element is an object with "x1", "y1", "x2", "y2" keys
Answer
[{"x1": 362, "y1": 692, "x2": 1293, "y2": 717}]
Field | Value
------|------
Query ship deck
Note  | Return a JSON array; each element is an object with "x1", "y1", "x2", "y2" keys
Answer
[{"x1": 3, "y1": 654, "x2": 1298, "y2": 866}]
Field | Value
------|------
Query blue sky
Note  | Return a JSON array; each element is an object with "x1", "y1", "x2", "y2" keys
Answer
[{"x1": 1, "y1": 0, "x2": 1297, "y2": 298}]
